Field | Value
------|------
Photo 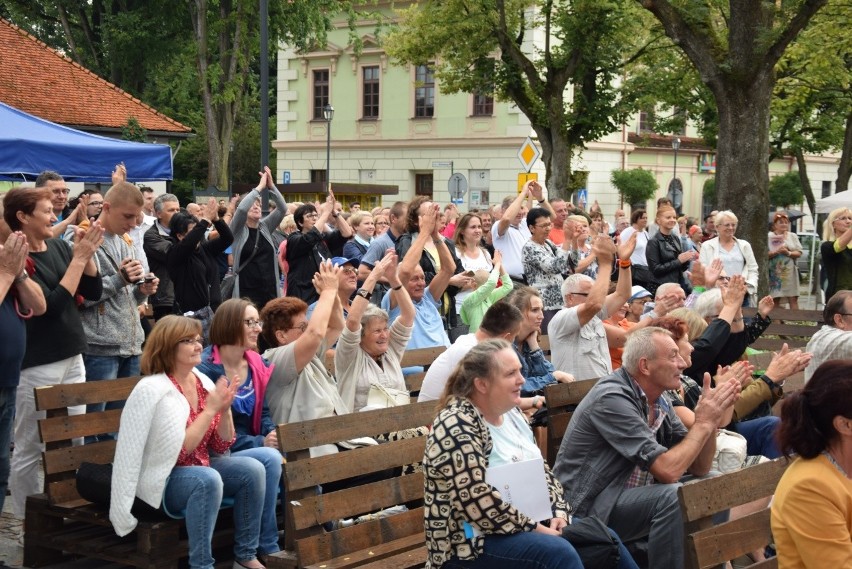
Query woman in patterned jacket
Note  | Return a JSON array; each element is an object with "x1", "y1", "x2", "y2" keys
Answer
[{"x1": 423, "y1": 339, "x2": 637, "y2": 569}]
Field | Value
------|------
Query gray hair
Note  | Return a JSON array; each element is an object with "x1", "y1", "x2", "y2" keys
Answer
[
  {"x1": 153, "y1": 193, "x2": 179, "y2": 213},
  {"x1": 622, "y1": 327, "x2": 673, "y2": 375},
  {"x1": 714, "y1": 210, "x2": 738, "y2": 227},
  {"x1": 693, "y1": 288, "x2": 722, "y2": 320},
  {"x1": 34, "y1": 170, "x2": 63, "y2": 188},
  {"x1": 562, "y1": 273, "x2": 593, "y2": 297},
  {"x1": 360, "y1": 304, "x2": 389, "y2": 337},
  {"x1": 655, "y1": 282, "x2": 682, "y2": 300}
]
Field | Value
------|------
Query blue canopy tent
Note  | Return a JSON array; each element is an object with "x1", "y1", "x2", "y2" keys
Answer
[{"x1": 0, "y1": 102, "x2": 173, "y2": 182}]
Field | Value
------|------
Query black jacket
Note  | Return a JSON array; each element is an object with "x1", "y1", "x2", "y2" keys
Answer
[
  {"x1": 646, "y1": 231, "x2": 690, "y2": 291},
  {"x1": 167, "y1": 219, "x2": 233, "y2": 313}
]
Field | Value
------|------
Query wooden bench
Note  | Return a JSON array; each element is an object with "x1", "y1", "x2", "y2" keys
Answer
[
  {"x1": 264, "y1": 401, "x2": 437, "y2": 569},
  {"x1": 542, "y1": 379, "x2": 599, "y2": 466},
  {"x1": 679, "y1": 458, "x2": 790, "y2": 569},
  {"x1": 25, "y1": 376, "x2": 236, "y2": 569},
  {"x1": 743, "y1": 307, "x2": 822, "y2": 352}
]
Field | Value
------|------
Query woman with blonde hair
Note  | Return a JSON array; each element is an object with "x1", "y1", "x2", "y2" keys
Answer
[
  {"x1": 820, "y1": 207, "x2": 852, "y2": 300},
  {"x1": 342, "y1": 211, "x2": 375, "y2": 264},
  {"x1": 646, "y1": 205, "x2": 696, "y2": 293}
]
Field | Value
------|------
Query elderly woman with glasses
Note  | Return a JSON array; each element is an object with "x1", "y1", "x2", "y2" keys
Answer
[
  {"x1": 110, "y1": 315, "x2": 277, "y2": 569},
  {"x1": 698, "y1": 210, "x2": 759, "y2": 305},
  {"x1": 521, "y1": 208, "x2": 574, "y2": 328},
  {"x1": 285, "y1": 190, "x2": 353, "y2": 304},
  {"x1": 820, "y1": 207, "x2": 852, "y2": 301},
  {"x1": 767, "y1": 212, "x2": 803, "y2": 309}
]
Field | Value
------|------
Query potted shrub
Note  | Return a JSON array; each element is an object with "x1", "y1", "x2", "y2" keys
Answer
[{"x1": 611, "y1": 168, "x2": 658, "y2": 210}]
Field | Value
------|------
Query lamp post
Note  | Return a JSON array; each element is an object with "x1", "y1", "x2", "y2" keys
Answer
[
  {"x1": 668, "y1": 137, "x2": 683, "y2": 214},
  {"x1": 323, "y1": 104, "x2": 334, "y2": 194}
]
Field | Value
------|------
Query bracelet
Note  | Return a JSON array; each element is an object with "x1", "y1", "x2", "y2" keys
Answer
[
  {"x1": 618, "y1": 259, "x2": 632, "y2": 268},
  {"x1": 391, "y1": 284, "x2": 403, "y2": 291},
  {"x1": 14, "y1": 271, "x2": 28, "y2": 284}
]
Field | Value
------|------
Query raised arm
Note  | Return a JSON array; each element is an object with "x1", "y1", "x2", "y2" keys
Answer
[
  {"x1": 327, "y1": 188, "x2": 353, "y2": 239},
  {"x1": 603, "y1": 232, "x2": 635, "y2": 316},
  {"x1": 292, "y1": 261, "x2": 341, "y2": 372},
  {"x1": 0, "y1": 232, "x2": 46, "y2": 316},
  {"x1": 385, "y1": 251, "x2": 414, "y2": 327},
  {"x1": 495, "y1": 184, "x2": 531, "y2": 237},
  {"x1": 576, "y1": 236, "x2": 615, "y2": 326},
  {"x1": 261, "y1": 166, "x2": 287, "y2": 231},
  {"x1": 346, "y1": 250, "x2": 395, "y2": 332}
]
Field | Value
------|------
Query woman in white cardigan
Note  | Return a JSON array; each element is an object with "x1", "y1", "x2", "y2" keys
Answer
[
  {"x1": 110, "y1": 316, "x2": 277, "y2": 569},
  {"x1": 699, "y1": 210, "x2": 759, "y2": 304}
]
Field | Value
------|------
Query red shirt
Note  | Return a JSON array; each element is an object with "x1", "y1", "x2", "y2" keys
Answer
[{"x1": 168, "y1": 374, "x2": 234, "y2": 466}]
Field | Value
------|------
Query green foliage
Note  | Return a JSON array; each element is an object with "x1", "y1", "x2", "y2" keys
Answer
[
  {"x1": 769, "y1": 172, "x2": 804, "y2": 208},
  {"x1": 610, "y1": 168, "x2": 658, "y2": 205},
  {"x1": 703, "y1": 177, "x2": 716, "y2": 204},
  {"x1": 121, "y1": 117, "x2": 148, "y2": 142}
]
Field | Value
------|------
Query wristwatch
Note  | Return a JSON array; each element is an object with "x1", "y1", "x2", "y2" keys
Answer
[
  {"x1": 356, "y1": 288, "x2": 372, "y2": 301},
  {"x1": 760, "y1": 374, "x2": 785, "y2": 394}
]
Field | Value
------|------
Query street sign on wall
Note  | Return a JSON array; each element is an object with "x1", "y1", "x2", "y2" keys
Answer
[
  {"x1": 517, "y1": 137, "x2": 541, "y2": 173},
  {"x1": 449, "y1": 172, "x2": 468, "y2": 201}
]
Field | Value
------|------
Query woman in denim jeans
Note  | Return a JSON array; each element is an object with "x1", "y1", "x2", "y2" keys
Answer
[{"x1": 110, "y1": 316, "x2": 275, "y2": 569}]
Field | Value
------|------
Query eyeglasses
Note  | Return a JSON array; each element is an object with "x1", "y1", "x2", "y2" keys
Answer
[
  {"x1": 244, "y1": 319, "x2": 263, "y2": 329},
  {"x1": 287, "y1": 322, "x2": 308, "y2": 333},
  {"x1": 304, "y1": 212, "x2": 319, "y2": 219},
  {"x1": 631, "y1": 298, "x2": 649, "y2": 304},
  {"x1": 88, "y1": 201, "x2": 104, "y2": 207},
  {"x1": 339, "y1": 266, "x2": 357, "y2": 275},
  {"x1": 534, "y1": 222, "x2": 553, "y2": 229},
  {"x1": 570, "y1": 292, "x2": 589, "y2": 296},
  {"x1": 52, "y1": 188, "x2": 70, "y2": 195},
  {"x1": 178, "y1": 337, "x2": 203, "y2": 345},
  {"x1": 719, "y1": 223, "x2": 737, "y2": 228},
  {"x1": 718, "y1": 276, "x2": 731, "y2": 283},
  {"x1": 376, "y1": 221, "x2": 389, "y2": 226}
]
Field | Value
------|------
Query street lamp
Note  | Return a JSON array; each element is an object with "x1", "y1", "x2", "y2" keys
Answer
[
  {"x1": 668, "y1": 137, "x2": 683, "y2": 214},
  {"x1": 323, "y1": 104, "x2": 334, "y2": 194}
]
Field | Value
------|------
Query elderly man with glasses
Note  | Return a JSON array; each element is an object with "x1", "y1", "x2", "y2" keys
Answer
[
  {"x1": 548, "y1": 233, "x2": 636, "y2": 380},
  {"x1": 35, "y1": 170, "x2": 86, "y2": 238},
  {"x1": 804, "y1": 291, "x2": 852, "y2": 382}
]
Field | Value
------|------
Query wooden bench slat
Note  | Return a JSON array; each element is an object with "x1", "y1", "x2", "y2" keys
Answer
[
  {"x1": 355, "y1": 546, "x2": 427, "y2": 569},
  {"x1": 302, "y1": 533, "x2": 425, "y2": 569},
  {"x1": 296, "y1": 507, "x2": 424, "y2": 567},
  {"x1": 38, "y1": 409, "x2": 123, "y2": 443},
  {"x1": 742, "y1": 308, "x2": 822, "y2": 322},
  {"x1": 34, "y1": 376, "x2": 141, "y2": 410},
  {"x1": 400, "y1": 347, "x2": 447, "y2": 367},
  {"x1": 679, "y1": 459, "x2": 789, "y2": 522},
  {"x1": 758, "y1": 323, "x2": 821, "y2": 336},
  {"x1": 544, "y1": 379, "x2": 599, "y2": 408},
  {"x1": 286, "y1": 437, "x2": 426, "y2": 491},
  {"x1": 291, "y1": 473, "x2": 424, "y2": 530},
  {"x1": 689, "y1": 509, "x2": 773, "y2": 568},
  {"x1": 43, "y1": 440, "x2": 117, "y2": 474},
  {"x1": 404, "y1": 372, "x2": 425, "y2": 393},
  {"x1": 278, "y1": 402, "x2": 435, "y2": 452}
]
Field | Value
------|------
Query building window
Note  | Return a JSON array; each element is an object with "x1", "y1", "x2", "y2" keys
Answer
[
  {"x1": 362, "y1": 66, "x2": 380, "y2": 119},
  {"x1": 414, "y1": 65, "x2": 435, "y2": 118},
  {"x1": 313, "y1": 69, "x2": 329, "y2": 120},
  {"x1": 310, "y1": 170, "x2": 327, "y2": 184},
  {"x1": 415, "y1": 173, "x2": 433, "y2": 197},
  {"x1": 638, "y1": 109, "x2": 655, "y2": 133},
  {"x1": 472, "y1": 93, "x2": 494, "y2": 116},
  {"x1": 822, "y1": 180, "x2": 832, "y2": 198}
]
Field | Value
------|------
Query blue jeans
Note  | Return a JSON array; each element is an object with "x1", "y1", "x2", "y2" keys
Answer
[
  {"x1": 731, "y1": 415, "x2": 781, "y2": 459},
  {"x1": 223, "y1": 447, "x2": 282, "y2": 555},
  {"x1": 162, "y1": 456, "x2": 267, "y2": 569},
  {"x1": 0, "y1": 386, "x2": 16, "y2": 514},
  {"x1": 442, "y1": 530, "x2": 584, "y2": 569},
  {"x1": 83, "y1": 354, "x2": 140, "y2": 413}
]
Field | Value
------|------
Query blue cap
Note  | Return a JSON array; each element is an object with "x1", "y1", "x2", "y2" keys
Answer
[{"x1": 330, "y1": 256, "x2": 359, "y2": 268}]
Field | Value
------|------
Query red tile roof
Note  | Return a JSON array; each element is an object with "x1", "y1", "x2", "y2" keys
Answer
[{"x1": 0, "y1": 18, "x2": 191, "y2": 135}]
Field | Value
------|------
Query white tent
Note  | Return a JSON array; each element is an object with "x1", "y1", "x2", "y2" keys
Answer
[{"x1": 816, "y1": 190, "x2": 852, "y2": 214}]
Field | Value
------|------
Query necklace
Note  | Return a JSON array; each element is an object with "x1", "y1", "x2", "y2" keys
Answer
[{"x1": 823, "y1": 450, "x2": 850, "y2": 479}]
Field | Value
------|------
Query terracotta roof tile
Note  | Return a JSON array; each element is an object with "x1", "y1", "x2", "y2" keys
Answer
[{"x1": 0, "y1": 18, "x2": 191, "y2": 135}]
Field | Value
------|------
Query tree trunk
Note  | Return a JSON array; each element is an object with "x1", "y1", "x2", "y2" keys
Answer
[
  {"x1": 838, "y1": 112, "x2": 852, "y2": 194},
  {"x1": 794, "y1": 148, "x2": 815, "y2": 216},
  {"x1": 536, "y1": 123, "x2": 573, "y2": 201},
  {"x1": 712, "y1": 77, "x2": 774, "y2": 297}
]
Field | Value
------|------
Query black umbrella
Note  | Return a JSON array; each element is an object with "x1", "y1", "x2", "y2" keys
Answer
[{"x1": 768, "y1": 209, "x2": 806, "y2": 224}]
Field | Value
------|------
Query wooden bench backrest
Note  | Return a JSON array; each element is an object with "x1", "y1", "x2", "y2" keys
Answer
[
  {"x1": 277, "y1": 401, "x2": 437, "y2": 567},
  {"x1": 543, "y1": 378, "x2": 599, "y2": 466},
  {"x1": 34, "y1": 376, "x2": 142, "y2": 507},
  {"x1": 743, "y1": 308, "x2": 822, "y2": 352},
  {"x1": 679, "y1": 458, "x2": 790, "y2": 569},
  {"x1": 325, "y1": 346, "x2": 447, "y2": 395}
]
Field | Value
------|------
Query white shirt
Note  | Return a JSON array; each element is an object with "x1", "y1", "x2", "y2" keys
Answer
[
  {"x1": 547, "y1": 305, "x2": 612, "y2": 380},
  {"x1": 492, "y1": 222, "x2": 531, "y2": 279},
  {"x1": 619, "y1": 226, "x2": 649, "y2": 266},
  {"x1": 454, "y1": 247, "x2": 493, "y2": 314},
  {"x1": 804, "y1": 326, "x2": 852, "y2": 383},
  {"x1": 418, "y1": 333, "x2": 480, "y2": 402}
]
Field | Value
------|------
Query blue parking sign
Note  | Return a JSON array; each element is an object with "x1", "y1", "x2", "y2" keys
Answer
[{"x1": 282, "y1": 171, "x2": 291, "y2": 184}]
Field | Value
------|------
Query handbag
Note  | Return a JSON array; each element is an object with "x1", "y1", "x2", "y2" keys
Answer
[
  {"x1": 76, "y1": 462, "x2": 162, "y2": 517},
  {"x1": 366, "y1": 382, "x2": 410, "y2": 408},
  {"x1": 713, "y1": 429, "x2": 748, "y2": 473},
  {"x1": 561, "y1": 516, "x2": 621, "y2": 569},
  {"x1": 221, "y1": 229, "x2": 261, "y2": 300}
]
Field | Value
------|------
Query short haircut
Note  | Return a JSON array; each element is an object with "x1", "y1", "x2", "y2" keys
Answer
[
  {"x1": 348, "y1": 211, "x2": 371, "y2": 228},
  {"x1": 141, "y1": 315, "x2": 202, "y2": 375},
  {"x1": 153, "y1": 193, "x2": 179, "y2": 213},
  {"x1": 823, "y1": 290, "x2": 852, "y2": 326},
  {"x1": 567, "y1": 214, "x2": 588, "y2": 226},
  {"x1": 692, "y1": 288, "x2": 722, "y2": 320},
  {"x1": 209, "y1": 298, "x2": 256, "y2": 347},
  {"x1": 501, "y1": 196, "x2": 514, "y2": 211},
  {"x1": 668, "y1": 307, "x2": 707, "y2": 342},
  {"x1": 714, "y1": 210, "x2": 737, "y2": 227},
  {"x1": 3, "y1": 187, "x2": 53, "y2": 230},
  {"x1": 655, "y1": 282, "x2": 682, "y2": 300},
  {"x1": 168, "y1": 212, "x2": 196, "y2": 237},
  {"x1": 777, "y1": 360, "x2": 852, "y2": 458},
  {"x1": 260, "y1": 296, "x2": 308, "y2": 347},
  {"x1": 34, "y1": 170, "x2": 63, "y2": 188},
  {"x1": 479, "y1": 302, "x2": 523, "y2": 337},
  {"x1": 406, "y1": 196, "x2": 431, "y2": 234},
  {"x1": 293, "y1": 203, "x2": 317, "y2": 230},
  {"x1": 630, "y1": 209, "x2": 646, "y2": 225},
  {"x1": 526, "y1": 207, "x2": 551, "y2": 228},
  {"x1": 388, "y1": 201, "x2": 407, "y2": 222},
  {"x1": 622, "y1": 326, "x2": 672, "y2": 375},
  {"x1": 139, "y1": 186, "x2": 155, "y2": 195},
  {"x1": 561, "y1": 273, "x2": 593, "y2": 297},
  {"x1": 360, "y1": 304, "x2": 390, "y2": 337},
  {"x1": 104, "y1": 181, "x2": 144, "y2": 207}
]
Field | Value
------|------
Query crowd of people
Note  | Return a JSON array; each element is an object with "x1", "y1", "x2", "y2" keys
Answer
[{"x1": 0, "y1": 168, "x2": 849, "y2": 569}]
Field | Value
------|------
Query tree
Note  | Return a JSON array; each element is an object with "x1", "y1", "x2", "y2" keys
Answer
[
  {"x1": 769, "y1": 172, "x2": 804, "y2": 209},
  {"x1": 385, "y1": 0, "x2": 648, "y2": 198},
  {"x1": 636, "y1": 0, "x2": 828, "y2": 295},
  {"x1": 611, "y1": 168, "x2": 658, "y2": 209}
]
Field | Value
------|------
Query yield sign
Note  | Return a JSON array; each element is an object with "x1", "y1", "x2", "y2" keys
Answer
[{"x1": 517, "y1": 137, "x2": 541, "y2": 173}]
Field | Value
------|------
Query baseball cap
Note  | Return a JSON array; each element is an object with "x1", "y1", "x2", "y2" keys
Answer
[
  {"x1": 330, "y1": 256, "x2": 359, "y2": 268},
  {"x1": 629, "y1": 285, "x2": 652, "y2": 302}
]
